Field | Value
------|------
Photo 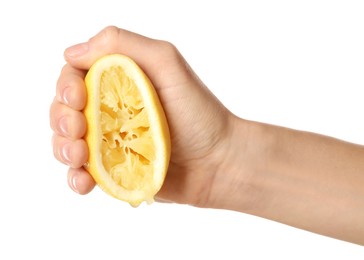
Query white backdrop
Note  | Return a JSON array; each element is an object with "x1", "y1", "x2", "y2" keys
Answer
[{"x1": 0, "y1": 0, "x2": 363, "y2": 259}]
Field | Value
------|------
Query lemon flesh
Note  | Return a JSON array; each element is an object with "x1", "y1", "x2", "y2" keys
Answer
[{"x1": 84, "y1": 54, "x2": 170, "y2": 206}]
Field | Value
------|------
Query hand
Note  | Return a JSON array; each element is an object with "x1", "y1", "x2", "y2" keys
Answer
[{"x1": 50, "y1": 26, "x2": 234, "y2": 206}]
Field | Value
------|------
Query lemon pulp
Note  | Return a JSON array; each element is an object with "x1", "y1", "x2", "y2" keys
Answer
[
  {"x1": 100, "y1": 66, "x2": 155, "y2": 191},
  {"x1": 84, "y1": 54, "x2": 170, "y2": 206}
]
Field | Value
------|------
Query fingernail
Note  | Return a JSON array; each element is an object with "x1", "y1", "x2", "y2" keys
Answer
[
  {"x1": 65, "y1": 42, "x2": 89, "y2": 58},
  {"x1": 61, "y1": 87, "x2": 71, "y2": 105},
  {"x1": 68, "y1": 173, "x2": 80, "y2": 194},
  {"x1": 59, "y1": 116, "x2": 69, "y2": 136},
  {"x1": 61, "y1": 143, "x2": 72, "y2": 165}
]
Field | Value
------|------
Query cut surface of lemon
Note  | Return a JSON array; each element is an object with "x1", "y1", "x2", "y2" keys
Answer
[{"x1": 84, "y1": 54, "x2": 171, "y2": 206}]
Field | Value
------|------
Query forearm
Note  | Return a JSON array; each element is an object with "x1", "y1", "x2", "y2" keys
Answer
[{"x1": 218, "y1": 116, "x2": 364, "y2": 245}]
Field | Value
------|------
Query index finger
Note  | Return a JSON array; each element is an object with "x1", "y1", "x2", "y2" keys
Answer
[{"x1": 56, "y1": 64, "x2": 87, "y2": 111}]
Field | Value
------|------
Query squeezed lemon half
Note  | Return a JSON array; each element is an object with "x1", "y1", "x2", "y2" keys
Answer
[{"x1": 84, "y1": 54, "x2": 170, "y2": 206}]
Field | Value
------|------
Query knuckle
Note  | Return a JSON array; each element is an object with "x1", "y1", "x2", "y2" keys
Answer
[
  {"x1": 157, "y1": 40, "x2": 179, "y2": 57},
  {"x1": 96, "y1": 25, "x2": 121, "y2": 45},
  {"x1": 68, "y1": 111, "x2": 86, "y2": 140},
  {"x1": 74, "y1": 140, "x2": 88, "y2": 167},
  {"x1": 152, "y1": 40, "x2": 183, "y2": 68},
  {"x1": 60, "y1": 63, "x2": 70, "y2": 74},
  {"x1": 52, "y1": 136, "x2": 63, "y2": 162},
  {"x1": 52, "y1": 138, "x2": 59, "y2": 159},
  {"x1": 49, "y1": 101, "x2": 59, "y2": 129}
]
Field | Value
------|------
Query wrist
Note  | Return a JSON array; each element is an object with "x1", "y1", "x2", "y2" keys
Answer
[{"x1": 206, "y1": 115, "x2": 273, "y2": 213}]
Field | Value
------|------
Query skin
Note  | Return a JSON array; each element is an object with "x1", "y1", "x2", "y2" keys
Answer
[{"x1": 50, "y1": 26, "x2": 364, "y2": 245}]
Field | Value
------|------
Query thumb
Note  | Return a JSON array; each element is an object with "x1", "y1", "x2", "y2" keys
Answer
[{"x1": 64, "y1": 26, "x2": 167, "y2": 77}]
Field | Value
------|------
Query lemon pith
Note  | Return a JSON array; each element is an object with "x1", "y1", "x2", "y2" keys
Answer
[{"x1": 84, "y1": 54, "x2": 170, "y2": 206}]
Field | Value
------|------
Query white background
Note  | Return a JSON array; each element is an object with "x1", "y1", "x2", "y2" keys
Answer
[{"x1": 0, "y1": 0, "x2": 363, "y2": 259}]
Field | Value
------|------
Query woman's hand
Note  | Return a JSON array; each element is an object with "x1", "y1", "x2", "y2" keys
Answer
[{"x1": 50, "y1": 26, "x2": 237, "y2": 206}]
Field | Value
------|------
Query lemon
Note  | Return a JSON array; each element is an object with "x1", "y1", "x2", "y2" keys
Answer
[{"x1": 84, "y1": 54, "x2": 171, "y2": 206}]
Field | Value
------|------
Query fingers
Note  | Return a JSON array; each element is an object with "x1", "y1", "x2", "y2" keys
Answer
[
  {"x1": 52, "y1": 134, "x2": 88, "y2": 168},
  {"x1": 67, "y1": 167, "x2": 96, "y2": 195},
  {"x1": 50, "y1": 101, "x2": 86, "y2": 140},
  {"x1": 56, "y1": 64, "x2": 86, "y2": 111},
  {"x1": 52, "y1": 61, "x2": 93, "y2": 195}
]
